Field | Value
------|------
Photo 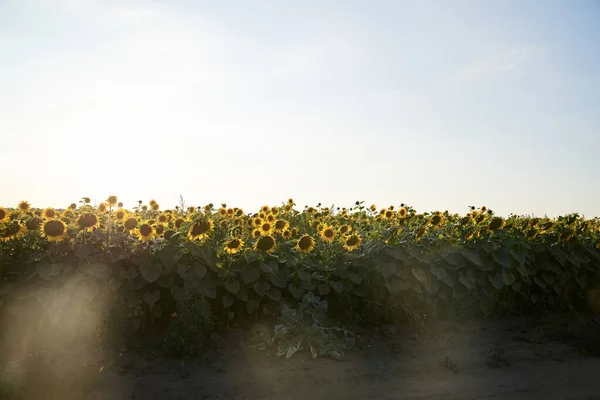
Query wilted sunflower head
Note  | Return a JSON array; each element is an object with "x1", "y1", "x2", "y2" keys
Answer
[
  {"x1": 124, "y1": 217, "x2": 138, "y2": 231},
  {"x1": 187, "y1": 206, "x2": 196, "y2": 213},
  {"x1": 0, "y1": 207, "x2": 8, "y2": 222},
  {"x1": 253, "y1": 235, "x2": 276, "y2": 253},
  {"x1": 480, "y1": 206, "x2": 487, "y2": 213},
  {"x1": 106, "y1": 196, "x2": 118, "y2": 207},
  {"x1": 42, "y1": 219, "x2": 68, "y2": 242},
  {"x1": 559, "y1": 229, "x2": 574, "y2": 242},
  {"x1": 296, "y1": 234, "x2": 315, "y2": 253},
  {"x1": 175, "y1": 218, "x2": 185, "y2": 229},
  {"x1": 154, "y1": 224, "x2": 165, "y2": 235},
  {"x1": 187, "y1": 219, "x2": 214, "y2": 240},
  {"x1": 343, "y1": 234, "x2": 361, "y2": 252},
  {"x1": 370, "y1": 204, "x2": 377, "y2": 212},
  {"x1": 224, "y1": 238, "x2": 244, "y2": 254},
  {"x1": 488, "y1": 216, "x2": 505, "y2": 231},
  {"x1": 18, "y1": 201, "x2": 30, "y2": 212}
]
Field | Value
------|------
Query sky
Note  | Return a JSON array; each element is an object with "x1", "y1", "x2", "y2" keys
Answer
[{"x1": 1, "y1": 0, "x2": 599, "y2": 217}]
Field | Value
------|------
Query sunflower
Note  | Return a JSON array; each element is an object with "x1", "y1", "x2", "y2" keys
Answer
[
  {"x1": 41, "y1": 207, "x2": 57, "y2": 220},
  {"x1": 0, "y1": 207, "x2": 8, "y2": 222},
  {"x1": 62, "y1": 209, "x2": 75, "y2": 219},
  {"x1": 274, "y1": 219, "x2": 289, "y2": 232},
  {"x1": 1, "y1": 223, "x2": 25, "y2": 241},
  {"x1": 174, "y1": 218, "x2": 186, "y2": 229},
  {"x1": 235, "y1": 208, "x2": 244, "y2": 217},
  {"x1": 149, "y1": 199, "x2": 157, "y2": 207},
  {"x1": 226, "y1": 208, "x2": 234, "y2": 217},
  {"x1": 41, "y1": 219, "x2": 68, "y2": 242},
  {"x1": 415, "y1": 227, "x2": 427, "y2": 242},
  {"x1": 114, "y1": 208, "x2": 128, "y2": 221},
  {"x1": 559, "y1": 230, "x2": 574, "y2": 243},
  {"x1": 343, "y1": 234, "x2": 361, "y2": 252},
  {"x1": 266, "y1": 214, "x2": 275, "y2": 223},
  {"x1": 157, "y1": 213, "x2": 168, "y2": 224},
  {"x1": 118, "y1": 202, "x2": 123, "y2": 208},
  {"x1": 124, "y1": 217, "x2": 138, "y2": 231},
  {"x1": 151, "y1": 203, "x2": 160, "y2": 212},
  {"x1": 83, "y1": 197, "x2": 91, "y2": 204},
  {"x1": 218, "y1": 208, "x2": 227, "y2": 217},
  {"x1": 282, "y1": 229, "x2": 291, "y2": 239},
  {"x1": 252, "y1": 228, "x2": 261, "y2": 238},
  {"x1": 78, "y1": 213, "x2": 99, "y2": 231},
  {"x1": 384, "y1": 209, "x2": 395, "y2": 219},
  {"x1": 320, "y1": 225, "x2": 336, "y2": 243},
  {"x1": 284, "y1": 204, "x2": 292, "y2": 212},
  {"x1": 488, "y1": 216, "x2": 505, "y2": 231},
  {"x1": 287, "y1": 198, "x2": 294, "y2": 205},
  {"x1": 106, "y1": 195, "x2": 118, "y2": 207},
  {"x1": 219, "y1": 220, "x2": 228, "y2": 229},
  {"x1": 291, "y1": 227, "x2": 299, "y2": 237},
  {"x1": 69, "y1": 203, "x2": 77, "y2": 210},
  {"x1": 259, "y1": 222, "x2": 273, "y2": 236},
  {"x1": 260, "y1": 205, "x2": 270, "y2": 213},
  {"x1": 97, "y1": 202, "x2": 108, "y2": 213},
  {"x1": 141, "y1": 205, "x2": 148, "y2": 211},
  {"x1": 306, "y1": 207, "x2": 316, "y2": 215},
  {"x1": 253, "y1": 235, "x2": 276, "y2": 253},
  {"x1": 398, "y1": 208, "x2": 408, "y2": 218},
  {"x1": 154, "y1": 223, "x2": 165, "y2": 236},
  {"x1": 137, "y1": 222, "x2": 154, "y2": 241},
  {"x1": 480, "y1": 206, "x2": 487, "y2": 213},
  {"x1": 338, "y1": 225, "x2": 351, "y2": 235},
  {"x1": 429, "y1": 213, "x2": 444, "y2": 228},
  {"x1": 296, "y1": 234, "x2": 315, "y2": 254},
  {"x1": 224, "y1": 238, "x2": 244, "y2": 254},
  {"x1": 26, "y1": 216, "x2": 43, "y2": 231},
  {"x1": 18, "y1": 201, "x2": 30, "y2": 212},
  {"x1": 187, "y1": 219, "x2": 214, "y2": 241},
  {"x1": 204, "y1": 204, "x2": 212, "y2": 213},
  {"x1": 230, "y1": 225, "x2": 244, "y2": 237}
]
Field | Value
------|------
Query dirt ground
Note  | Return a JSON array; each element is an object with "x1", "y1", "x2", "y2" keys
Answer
[{"x1": 2, "y1": 313, "x2": 600, "y2": 400}]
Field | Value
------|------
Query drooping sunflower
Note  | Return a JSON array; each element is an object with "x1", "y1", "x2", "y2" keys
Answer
[
  {"x1": 174, "y1": 218, "x2": 186, "y2": 229},
  {"x1": 18, "y1": 201, "x2": 30, "y2": 212},
  {"x1": 106, "y1": 195, "x2": 118, "y2": 207},
  {"x1": 97, "y1": 202, "x2": 108, "y2": 213},
  {"x1": 154, "y1": 223, "x2": 165, "y2": 236},
  {"x1": 253, "y1": 235, "x2": 276, "y2": 254},
  {"x1": 343, "y1": 234, "x2": 361, "y2": 252},
  {"x1": 42, "y1": 207, "x2": 57, "y2": 220},
  {"x1": 224, "y1": 238, "x2": 244, "y2": 254},
  {"x1": 0, "y1": 207, "x2": 8, "y2": 222},
  {"x1": 41, "y1": 219, "x2": 68, "y2": 242},
  {"x1": 1, "y1": 223, "x2": 26, "y2": 241},
  {"x1": 187, "y1": 206, "x2": 196, "y2": 213},
  {"x1": 296, "y1": 234, "x2": 315, "y2": 254},
  {"x1": 274, "y1": 219, "x2": 289, "y2": 232},
  {"x1": 370, "y1": 204, "x2": 377, "y2": 212},
  {"x1": 320, "y1": 225, "x2": 336, "y2": 243},
  {"x1": 488, "y1": 216, "x2": 505, "y2": 231},
  {"x1": 288, "y1": 198, "x2": 294, "y2": 205},
  {"x1": 78, "y1": 213, "x2": 99, "y2": 231},
  {"x1": 137, "y1": 222, "x2": 154, "y2": 241},
  {"x1": 123, "y1": 217, "x2": 138, "y2": 231},
  {"x1": 187, "y1": 219, "x2": 214, "y2": 241},
  {"x1": 203, "y1": 204, "x2": 213, "y2": 213}
]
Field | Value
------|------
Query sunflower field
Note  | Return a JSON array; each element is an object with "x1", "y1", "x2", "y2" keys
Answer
[{"x1": 1, "y1": 197, "x2": 600, "y2": 350}]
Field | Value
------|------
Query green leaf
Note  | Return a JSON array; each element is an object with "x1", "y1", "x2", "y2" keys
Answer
[
  {"x1": 288, "y1": 284, "x2": 304, "y2": 299},
  {"x1": 576, "y1": 275, "x2": 588, "y2": 289},
  {"x1": 170, "y1": 286, "x2": 184, "y2": 302},
  {"x1": 138, "y1": 262, "x2": 161, "y2": 283},
  {"x1": 490, "y1": 274, "x2": 505, "y2": 290},
  {"x1": 235, "y1": 286, "x2": 249, "y2": 301},
  {"x1": 385, "y1": 276, "x2": 411, "y2": 294},
  {"x1": 196, "y1": 276, "x2": 217, "y2": 299},
  {"x1": 36, "y1": 263, "x2": 65, "y2": 280},
  {"x1": 151, "y1": 303, "x2": 162, "y2": 318},
  {"x1": 130, "y1": 250, "x2": 151, "y2": 267},
  {"x1": 300, "y1": 281, "x2": 316, "y2": 291},
  {"x1": 120, "y1": 266, "x2": 139, "y2": 280},
  {"x1": 463, "y1": 251, "x2": 483, "y2": 267},
  {"x1": 501, "y1": 269, "x2": 515, "y2": 286},
  {"x1": 442, "y1": 274, "x2": 455, "y2": 287},
  {"x1": 268, "y1": 273, "x2": 286, "y2": 288},
  {"x1": 395, "y1": 266, "x2": 411, "y2": 280},
  {"x1": 493, "y1": 251, "x2": 512, "y2": 269},
  {"x1": 297, "y1": 270, "x2": 312, "y2": 282},
  {"x1": 412, "y1": 267, "x2": 428, "y2": 283},
  {"x1": 222, "y1": 295, "x2": 234, "y2": 308},
  {"x1": 224, "y1": 280, "x2": 241, "y2": 294},
  {"x1": 432, "y1": 266, "x2": 447, "y2": 280},
  {"x1": 329, "y1": 280, "x2": 344, "y2": 293},
  {"x1": 259, "y1": 260, "x2": 279, "y2": 275},
  {"x1": 349, "y1": 273, "x2": 363, "y2": 285},
  {"x1": 246, "y1": 299, "x2": 259, "y2": 314},
  {"x1": 384, "y1": 245, "x2": 409, "y2": 261},
  {"x1": 192, "y1": 263, "x2": 207, "y2": 280},
  {"x1": 241, "y1": 265, "x2": 261, "y2": 284},
  {"x1": 458, "y1": 273, "x2": 474, "y2": 290},
  {"x1": 318, "y1": 284, "x2": 331, "y2": 295},
  {"x1": 253, "y1": 281, "x2": 270, "y2": 296},
  {"x1": 157, "y1": 274, "x2": 177, "y2": 288},
  {"x1": 108, "y1": 278, "x2": 122, "y2": 291},
  {"x1": 441, "y1": 251, "x2": 460, "y2": 266},
  {"x1": 533, "y1": 276, "x2": 547, "y2": 291},
  {"x1": 74, "y1": 277, "x2": 100, "y2": 301},
  {"x1": 267, "y1": 287, "x2": 282, "y2": 302},
  {"x1": 35, "y1": 286, "x2": 54, "y2": 307},
  {"x1": 81, "y1": 261, "x2": 111, "y2": 279},
  {"x1": 158, "y1": 245, "x2": 184, "y2": 269},
  {"x1": 74, "y1": 243, "x2": 93, "y2": 260},
  {"x1": 379, "y1": 261, "x2": 397, "y2": 279},
  {"x1": 425, "y1": 281, "x2": 439, "y2": 294},
  {"x1": 530, "y1": 293, "x2": 539, "y2": 304},
  {"x1": 143, "y1": 289, "x2": 161, "y2": 306}
]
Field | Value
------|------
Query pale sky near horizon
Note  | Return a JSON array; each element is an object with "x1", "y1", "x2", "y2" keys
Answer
[{"x1": 1, "y1": 0, "x2": 599, "y2": 217}]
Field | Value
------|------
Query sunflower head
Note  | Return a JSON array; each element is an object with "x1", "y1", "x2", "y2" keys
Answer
[
  {"x1": 253, "y1": 235, "x2": 276, "y2": 254},
  {"x1": 149, "y1": 199, "x2": 157, "y2": 207},
  {"x1": 1, "y1": 222, "x2": 25, "y2": 242},
  {"x1": 320, "y1": 225, "x2": 336, "y2": 243},
  {"x1": 429, "y1": 213, "x2": 443, "y2": 227},
  {"x1": 274, "y1": 219, "x2": 289, "y2": 232},
  {"x1": 291, "y1": 228, "x2": 299, "y2": 237},
  {"x1": 187, "y1": 219, "x2": 214, "y2": 241},
  {"x1": 175, "y1": 218, "x2": 186, "y2": 229},
  {"x1": 218, "y1": 208, "x2": 227, "y2": 217},
  {"x1": 288, "y1": 198, "x2": 294, "y2": 205},
  {"x1": 282, "y1": 229, "x2": 291, "y2": 239},
  {"x1": 41, "y1": 207, "x2": 57, "y2": 220},
  {"x1": 252, "y1": 228, "x2": 261, "y2": 238},
  {"x1": 384, "y1": 210, "x2": 394, "y2": 219},
  {"x1": 151, "y1": 203, "x2": 160, "y2": 212},
  {"x1": 26, "y1": 216, "x2": 43, "y2": 231},
  {"x1": 0, "y1": 207, "x2": 8, "y2": 222},
  {"x1": 124, "y1": 217, "x2": 138, "y2": 231},
  {"x1": 106, "y1": 195, "x2": 118, "y2": 207},
  {"x1": 338, "y1": 225, "x2": 351, "y2": 235},
  {"x1": 260, "y1": 222, "x2": 273, "y2": 235},
  {"x1": 137, "y1": 223, "x2": 154, "y2": 241},
  {"x1": 69, "y1": 203, "x2": 77, "y2": 210},
  {"x1": 115, "y1": 208, "x2": 128, "y2": 221},
  {"x1": 488, "y1": 216, "x2": 505, "y2": 231},
  {"x1": 78, "y1": 213, "x2": 99, "y2": 230},
  {"x1": 225, "y1": 238, "x2": 244, "y2": 254},
  {"x1": 141, "y1": 205, "x2": 148, "y2": 211},
  {"x1": 97, "y1": 202, "x2": 108, "y2": 213},
  {"x1": 157, "y1": 213, "x2": 168, "y2": 223},
  {"x1": 154, "y1": 224, "x2": 165, "y2": 236},
  {"x1": 18, "y1": 201, "x2": 31, "y2": 212},
  {"x1": 343, "y1": 234, "x2": 361, "y2": 252},
  {"x1": 42, "y1": 219, "x2": 68, "y2": 242},
  {"x1": 296, "y1": 234, "x2": 315, "y2": 254}
]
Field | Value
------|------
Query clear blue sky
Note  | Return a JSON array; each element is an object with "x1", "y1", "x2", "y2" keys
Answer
[{"x1": 1, "y1": 0, "x2": 599, "y2": 217}]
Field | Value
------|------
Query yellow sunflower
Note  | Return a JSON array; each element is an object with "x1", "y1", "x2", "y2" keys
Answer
[
  {"x1": 224, "y1": 238, "x2": 244, "y2": 254},
  {"x1": 106, "y1": 195, "x2": 118, "y2": 207},
  {"x1": 291, "y1": 228, "x2": 299, "y2": 236},
  {"x1": 488, "y1": 216, "x2": 505, "y2": 231},
  {"x1": 0, "y1": 207, "x2": 8, "y2": 222},
  {"x1": 384, "y1": 209, "x2": 395, "y2": 219},
  {"x1": 97, "y1": 202, "x2": 108, "y2": 213},
  {"x1": 296, "y1": 234, "x2": 315, "y2": 254},
  {"x1": 259, "y1": 221, "x2": 274, "y2": 236},
  {"x1": 154, "y1": 223, "x2": 166, "y2": 236},
  {"x1": 226, "y1": 208, "x2": 234, "y2": 217},
  {"x1": 18, "y1": 201, "x2": 30, "y2": 212},
  {"x1": 157, "y1": 213, "x2": 169, "y2": 224},
  {"x1": 41, "y1": 219, "x2": 68, "y2": 242},
  {"x1": 141, "y1": 205, "x2": 148, "y2": 211},
  {"x1": 398, "y1": 208, "x2": 408, "y2": 218},
  {"x1": 218, "y1": 208, "x2": 227, "y2": 217},
  {"x1": 284, "y1": 204, "x2": 292, "y2": 212},
  {"x1": 26, "y1": 216, "x2": 43, "y2": 231},
  {"x1": 149, "y1": 199, "x2": 157, "y2": 207},
  {"x1": 187, "y1": 219, "x2": 214, "y2": 241},
  {"x1": 429, "y1": 212, "x2": 444, "y2": 227},
  {"x1": 252, "y1": 217, "x2": 263, "y2": 227},
  {"x1": 252, "y1": 228, "x2": 262, "y2": 238},
  {"x1": 343, "y1": 234, "x2": 362, "y2": 252},
  {"x1": 123, "y1": 217, "x2": 138, "y2": 231},
  {"x1": 151, "y1": 203, "x2": 160, "y2": 212},
  {"x1": 338, "y1": 225, "x2": 351, "y2": 235},
  {"x1": 69, "y1": 203, "x2": 77, "y2": 210},
  {"x1": 266, "y1": 214, "x2": 276, "y2": 223},
  {"x1": 253, "y1": 235, "x2": 276, "y2": 254},
  {"x1": 174, "y1": 218, "x2": 186, "y2": 229},
  {"x1": 41, "y1": 207, "x2": 57, "y2": 220},
  {"x1": 78, "y1": 213, "x2": 100, "y2": 231},
  {"x1": 261, "y1": 205, "x2": 270, "y2": 213},
  {"x1": 282, "y1": 229, "x2": 291, "y2": 239},
  {"x1": 1, "y1": 223, "x2": 26, "y2": 242},
  {"x1": 288, "y1": 198, "x2": 294, "y2": 205},
  {"x1": 114, "y1": 208, "x2": 128, "y2": 221},
  {"x1": 137, "y1": 222, "x2": 154, "y2": 241},
  {"x1": 187, "y1": 206, "x2": 196, "y2": 213},
  {"x1": 274, "y1": 219, "x2": 289, "y2": 232},
  {"x1": 320, "y1": 225, "x2": 336, "y2": 243}
]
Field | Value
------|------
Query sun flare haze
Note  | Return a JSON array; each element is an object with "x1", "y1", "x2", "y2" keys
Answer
[{"x1": 1, "y1": 0, "x2": 599, "y2": 217}]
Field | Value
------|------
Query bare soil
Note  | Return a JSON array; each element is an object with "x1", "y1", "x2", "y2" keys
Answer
[{"x1": 2, "y1": 313, "x2": 600, "y2": 400}]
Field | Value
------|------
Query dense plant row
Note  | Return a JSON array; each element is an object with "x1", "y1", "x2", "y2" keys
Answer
[{"x1": 1, "y1": 197, "x2": 600, "y2": 340}]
